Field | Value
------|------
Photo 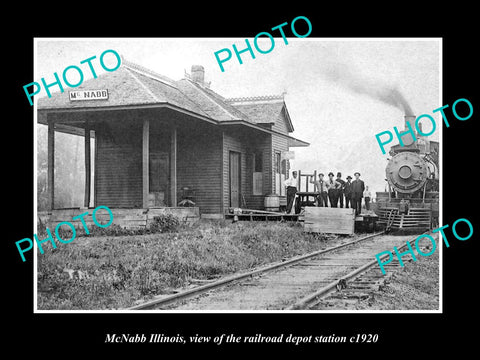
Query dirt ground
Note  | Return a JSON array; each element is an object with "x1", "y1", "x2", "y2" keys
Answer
[{"x1": 346, "y1": 249, "x2": 440, "y2": 310}]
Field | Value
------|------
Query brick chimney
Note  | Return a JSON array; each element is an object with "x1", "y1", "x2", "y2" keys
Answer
[{"x1": 191, "y1": 65, "x2": 205, "y2": 84}]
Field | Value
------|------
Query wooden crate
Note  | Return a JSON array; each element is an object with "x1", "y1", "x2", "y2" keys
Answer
[{"x1": 303, "y1": 207, "x2": 355, "y2": 235}]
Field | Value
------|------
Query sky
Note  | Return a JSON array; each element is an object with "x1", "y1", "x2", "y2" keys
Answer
[{"x1": 35, "y1": 38, "x2": 441, "y2": 196}]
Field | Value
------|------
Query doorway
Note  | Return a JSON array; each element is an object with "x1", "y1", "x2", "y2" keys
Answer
[
  {"x1": 149, "y1": 151, "x2": 169, "y2": 207},
  {"x1": 229, "y1": 151, "x2": 241, "y2": 208}
]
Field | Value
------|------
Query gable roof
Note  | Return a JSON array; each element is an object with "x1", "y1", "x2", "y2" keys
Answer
[
  {"x1": 175, "y1": 78, "x2": 249, "y2": 122},
  {"x1": 225, "y1": 95, "x2": 294, "y2": 132},
  {"x1": 37, "y1": 59, "x2": 307, "y2": 145},
  {"x1": 37, "y1": 59, "x2": 291, "y2": 128},
  {"x1": 37, "y1": 60, "x2": 208, "y2": 118}
]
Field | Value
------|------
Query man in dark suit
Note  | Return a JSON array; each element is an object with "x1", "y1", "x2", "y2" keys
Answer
[
  {"x1": 344, "y1": 175, "x2": 353, "y2": 208},
  {"x1": 351, "y1": 172, "x2": 365, "y2": 215}
]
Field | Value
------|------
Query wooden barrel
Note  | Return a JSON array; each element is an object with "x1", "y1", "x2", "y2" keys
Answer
[{"x1": 264, "y1": 194, "x2": 280, "y2": 212}]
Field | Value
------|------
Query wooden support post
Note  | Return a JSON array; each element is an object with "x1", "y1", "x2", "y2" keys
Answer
[
  {"x1": 170, "y1": 126, "x2": 177, "y2": 207},
  {"x1": 47, "y1": 118, "x2": 55, "y2": 210},
  {"x1": 84, "y1": 122, "x2": 91, "y2": 208},
  {"x1": 298, "y1": 170, "x2": 301, "y2": 191},
  {"x1": 142, "y1": 119, "x2": 149, "y2": 208}
]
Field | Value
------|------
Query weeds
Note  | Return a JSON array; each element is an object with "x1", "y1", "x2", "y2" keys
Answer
[
  {"x1": 37, "y1": 221, "x2": 333, "y2": 310},
  {"x1": 39, "y1": 213, "x2": 181, "y2": 239},
  {"x1": 149, "y1": 214, "x2": 180, "y2": 233}
]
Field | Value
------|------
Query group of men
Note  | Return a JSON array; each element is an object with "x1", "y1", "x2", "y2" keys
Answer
[{"x1": 284, "y1": 171, "x2": 367, "y2": 216}]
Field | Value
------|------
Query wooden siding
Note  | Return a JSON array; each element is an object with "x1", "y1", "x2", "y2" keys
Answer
[
  {"x1": 95, "y1": 121, "x2": 143, "y2": 208},
  {"x1": 256, "y1": 134, "x2": 272, "y2": 207},
  {"x1": 222, "y1": 131, "x2": 247, "y2": 210},
  {"x1": 271, "y1": 107, "x2": 290, "y2": 134},
  {"x1": 222, "y1": 130, "x2": 272, "y2": 211},
  {"x1": 92, "y1": 109, "x2": 224, "y2": 214},
  {"x1": 271, "y1": 133, "x2": 289, "y2": 195},
  {"x1": 64, "y1": 106, "x2": 292, "y2": 214},
  {"x1": 176, "y1": 125, "x2": 223, "y2": 214}
]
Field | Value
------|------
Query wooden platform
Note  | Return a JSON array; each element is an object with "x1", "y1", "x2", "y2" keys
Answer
[
  {"x1": 37, "y1": 207, "x2": 200, "y2": 231},
  {"x1": 304, "y1": 207, "x2": 355, "y2": 235},
  {"x1": 224, "y1": 213, "x2": 301, "y2": 222}
]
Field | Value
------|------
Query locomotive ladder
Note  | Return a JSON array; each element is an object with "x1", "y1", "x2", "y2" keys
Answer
[{"x1": 385, "y1": 209, "x2": 398, "y2": 232}]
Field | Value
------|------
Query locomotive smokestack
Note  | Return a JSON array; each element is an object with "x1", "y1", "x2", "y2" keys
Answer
[
  {"x1": 404, "y1": 115, "x2": 416, "y2": 134},
  {"x1": 402, "y1": 115, "x2": 417, "y2": 146}
]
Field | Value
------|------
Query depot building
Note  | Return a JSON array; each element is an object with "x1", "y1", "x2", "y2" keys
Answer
[{"x1": 37, "y1": 59, "x2": 309, "y2": 228}]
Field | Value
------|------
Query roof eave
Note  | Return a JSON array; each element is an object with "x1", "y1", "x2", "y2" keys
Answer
[
  {"x1": 288, "y1": 136, "x2": 310, "y2": 147},
  {"x1": 37, "y1": 102, "x2": 218, "y2": 126},
  {"x1": 219, "y1": 120, "x2": 309, "y2": 146},
  {"x1": 282, "y1": 103, "x2": 295, "y2": 132}
]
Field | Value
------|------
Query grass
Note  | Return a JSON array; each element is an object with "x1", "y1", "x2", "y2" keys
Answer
[{"x1": 37, "y1": 220, "x2": 336, "y2": 310}]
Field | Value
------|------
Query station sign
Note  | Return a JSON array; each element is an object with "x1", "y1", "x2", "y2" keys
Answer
[{"x1": 69, "y1": 89, "x2": 109, "y2": 101}]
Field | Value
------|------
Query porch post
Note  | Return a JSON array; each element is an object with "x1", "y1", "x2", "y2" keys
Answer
[
  {"x1": 47, "y1": 117, "x2": 55, "y2": 210},
  {"x1": 170, "y1": 126, "x2": 177, "y2": 207},
  {"x1": 142, "y1": 119, "x2": 150, "y2": 208},
  {"x1": 84, "y1": 121, "x2": 91, "y2": 208}
]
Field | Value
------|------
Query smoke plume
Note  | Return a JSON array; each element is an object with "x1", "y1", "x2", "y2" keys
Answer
[{"x1": 321, "y1": 60, "x2": 414, "y2": 116}]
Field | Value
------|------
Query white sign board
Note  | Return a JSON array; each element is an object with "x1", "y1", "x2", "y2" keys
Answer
[
  {"x1": 282, "y1": 151, "x2": 295, "y2": 160},
  {"x1": 69, "y1": 89, "x2": 108, "y2": 101}
]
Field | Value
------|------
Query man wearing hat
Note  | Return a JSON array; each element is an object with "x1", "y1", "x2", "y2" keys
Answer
[
  {"x1": 351, "y1": 172, "x2": 365, "y2": 215},
  {"x1": 344, "y1": 175, "x2": 353, "y2": 208},
  {"x1": 310, "y1": 172, "x2": 329, "y2": 207},
  {"x1": 326, "y1": 172, "x2": 339, "y2": 207},
  {"x1": 335, "y1": 172, "x2": 346, "y2": 208},
  {"x1": 284, "y1": 171, "x2": 299, "y2": 214}
]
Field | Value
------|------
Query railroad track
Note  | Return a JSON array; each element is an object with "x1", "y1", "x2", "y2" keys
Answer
[
  {"x1": 296, "y1": 231, "x2": 437, "y2": 310},
  {"x1": 127, "y1": 231, "x2": 426, "y2": 311},
  {"x1": 304, "y1": 256, "x2": 417, "y2": 310},
  {"x1": 287, "y1": 234, "x2": 424, "y2": 310}
]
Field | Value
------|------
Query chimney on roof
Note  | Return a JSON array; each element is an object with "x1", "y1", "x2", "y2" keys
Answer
[{"x1": 191, "y1": 65, "x2": 205, "y2": 85}]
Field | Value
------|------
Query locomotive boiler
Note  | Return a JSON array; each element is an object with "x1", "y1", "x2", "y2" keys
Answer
[{"x1": 376, "y1": 115, "x2": 439, "y2": 230}]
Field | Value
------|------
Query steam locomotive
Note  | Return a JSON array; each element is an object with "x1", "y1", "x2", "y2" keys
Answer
[{"x1": 375, "y1": 115, "x2": 439, "y2": 230}]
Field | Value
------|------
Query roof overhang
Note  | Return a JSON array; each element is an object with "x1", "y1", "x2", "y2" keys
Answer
[
  {"x1": 218, "y1": 120, "x2": 309, "y2": 147},
  {"x1": 37, "y1": 103, "x2": 309, "y2": 147},
  {"x1": 37, "y1": 102, "x2": 218, "y2": 127},
  {"x1": 287, "y1": 136, "x2": 310, "y2": 147}
]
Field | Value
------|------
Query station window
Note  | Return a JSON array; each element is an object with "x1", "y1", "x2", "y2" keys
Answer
[
  {"x1": 274, "y1": 151, "x2": 286, "y2": 196},
  {"x1": 252, "y1": 152, "x2": 263, "y2": 195}
]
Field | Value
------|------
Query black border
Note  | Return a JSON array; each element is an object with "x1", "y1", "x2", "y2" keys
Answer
[{"x1": 7, "y1": 7, "x2": 478, "y2": 354}]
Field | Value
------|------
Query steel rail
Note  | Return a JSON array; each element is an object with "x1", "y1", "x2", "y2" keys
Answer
[
  {"x1": 287, "y1": 233, "x2": 420, "y2": 310},
  {"x1": 127, "y1": 230, "x2": 385, "y2": 310}
]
